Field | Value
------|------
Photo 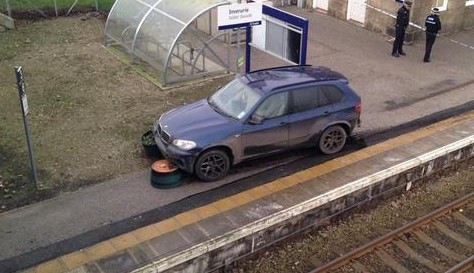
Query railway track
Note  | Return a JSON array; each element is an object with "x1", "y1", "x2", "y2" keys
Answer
[{"x1": 309, "y1": 193, "x2": 474, "y2": 273}]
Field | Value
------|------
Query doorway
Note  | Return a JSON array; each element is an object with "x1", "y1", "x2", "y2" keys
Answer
[{"x1": 347, "y1": 0, "x2": 366, "y2": 24}]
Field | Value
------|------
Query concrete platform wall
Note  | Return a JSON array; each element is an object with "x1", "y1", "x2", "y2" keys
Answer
[{"x1": 152, "y1": 138, "x2": 473, "y2": 273}]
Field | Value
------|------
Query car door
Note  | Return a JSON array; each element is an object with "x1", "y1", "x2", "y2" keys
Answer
[
  {"x1": 288, "y1": 85, "x2": 337, "y2": 146},
  {"x1": 241, "y1": 92, "x2": 289, "y2": 158}
]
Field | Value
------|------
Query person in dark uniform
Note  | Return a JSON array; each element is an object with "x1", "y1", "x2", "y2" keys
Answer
[
  {"x1": 392, "y1": 0, "x2": 412, "y2": 58},
  {"x1": 424, "y1": 7, "x2": 442, "y2": 62}
]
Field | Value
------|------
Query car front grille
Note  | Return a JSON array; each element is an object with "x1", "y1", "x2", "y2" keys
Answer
[{"x1": 157, "y1": 124, "x2": 171, "y2": 144}]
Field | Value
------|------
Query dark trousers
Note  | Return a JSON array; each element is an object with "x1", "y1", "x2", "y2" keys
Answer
[
  {"x1": 424, "y1": 33, "x2": 437, "y2": 61},
  {"x1": 392, "y1": 26, "x2": 406, "y2": 54}
]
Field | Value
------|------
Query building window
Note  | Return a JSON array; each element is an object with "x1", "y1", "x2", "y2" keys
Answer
[
  {"x1": 435, "y1": 0, "x2": 448, "y2": 11},
  {"x1": 466, "y1": 0, "x2": 474, "y2": 6}
]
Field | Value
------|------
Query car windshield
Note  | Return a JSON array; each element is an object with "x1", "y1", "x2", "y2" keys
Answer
[{"x1": 208, "y1": 77, "x2": 262, "y2": 119}]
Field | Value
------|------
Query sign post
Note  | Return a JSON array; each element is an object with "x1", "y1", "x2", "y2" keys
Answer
[{"x1": 14, "y1": 66, "x2": 38, "y2": 185}]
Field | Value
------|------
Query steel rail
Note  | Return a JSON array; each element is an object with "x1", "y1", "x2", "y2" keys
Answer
[
  {"x1": 309, "y1": 192, "x2": 474, "y2": 273},
  {"x1": 444, "y1": 255, "x2": 474, "y2": 273}
]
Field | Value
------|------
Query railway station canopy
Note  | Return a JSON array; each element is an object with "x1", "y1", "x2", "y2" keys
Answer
[{"x1": 104, "y1": 0, "x2": 234, "y2": 86}]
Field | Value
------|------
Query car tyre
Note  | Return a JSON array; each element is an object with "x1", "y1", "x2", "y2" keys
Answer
[
  {"x1": 195, "y1": 149, "x2": 230, "y2": 182},
  {"x1": 318, "y1": 125, "x2": 347, "y2": 155}
]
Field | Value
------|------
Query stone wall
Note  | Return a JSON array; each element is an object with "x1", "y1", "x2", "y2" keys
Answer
[
  {"x1": 156, "y1": 141, "x2": 474, "y2": 273},
  {"x1": 328, "y1": 0, "x2": 348, "y2": 20},
  {"x1": 464, "y1": 5, "x2": 474, "y2": 29},
  {"x1": 441, "y1": 0, "x2": 473, "y2": 33},
  {"x1": 349, "y1": 0, "x2": 473, "y2": 42}
]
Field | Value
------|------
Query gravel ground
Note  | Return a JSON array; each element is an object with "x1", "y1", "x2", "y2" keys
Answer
[
  {"x1": 238, "y1": 164, "x2": 474, "y2": 273},
  {"x1": 0, "y1": 15, "x2": 233, "y2": 212}
]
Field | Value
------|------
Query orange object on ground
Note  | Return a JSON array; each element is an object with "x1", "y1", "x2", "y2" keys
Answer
[{"x1": 151, "y1": 159, "x2": 178, "y2": 173}]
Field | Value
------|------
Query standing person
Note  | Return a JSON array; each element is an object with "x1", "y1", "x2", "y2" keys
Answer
[
  {"x1": 424, "y1": 7, "x2": 441, "y2": 62},
  {"x1": 392, "y1": 0, "x2": 412, "y2": 58}
]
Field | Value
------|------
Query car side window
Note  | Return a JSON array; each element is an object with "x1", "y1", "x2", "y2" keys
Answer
[
  {"x1": 292, "y1": 85, "x2": 344, "y2": 113},
  {"x1": 254, "y1": 92, "x2": 288, "y2": 119},
  {"x1": 320, "y1": 85, "x2": 344, "y2": 105},
  {"x1": 292, "y1": 87, "x2": 319, "y2": 113}
]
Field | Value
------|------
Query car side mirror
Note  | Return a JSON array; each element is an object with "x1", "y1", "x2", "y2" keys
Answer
[{"x1": 248, "y1": 114, "x2": 264, "y2": 124}]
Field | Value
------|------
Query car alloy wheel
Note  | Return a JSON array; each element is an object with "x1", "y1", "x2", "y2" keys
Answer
[
  {"x1": 318, "y1": 125, "x2": 347, "y2": 155},
  {"x1": 195, "y1": 149, "x2": 230, "y2": 182}
]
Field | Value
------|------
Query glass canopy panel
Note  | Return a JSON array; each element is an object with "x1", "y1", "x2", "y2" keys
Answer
[
  {"x1": 105, "y1": 0, "x2": 232, "y2": 84},
  {"x1": 133, "y1": 10, "x2": 184, "y2": 69},
  {"x1": 105, "y1": 0, "x2": 154, "y2": 48},
  {"x1": 156, "y1": 0, "x2": 225, "y2": 24}
]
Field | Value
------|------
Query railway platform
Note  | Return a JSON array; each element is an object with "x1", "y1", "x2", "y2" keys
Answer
[
  {"x1": 1, "y1": 5, "x2": 474, "y2": 273},
  {"x1": 12, "y1": 111, "x2": 474, "y2": 273}
]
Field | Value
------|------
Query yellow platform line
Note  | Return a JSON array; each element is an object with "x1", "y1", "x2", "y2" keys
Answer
[{"x1": 29, "y1": 110, "x2": 474, "y2": 273}]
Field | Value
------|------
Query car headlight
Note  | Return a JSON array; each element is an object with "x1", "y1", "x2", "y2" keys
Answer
[{"x1": 172, "y1": 139, "x2": 196, "y2": 150}]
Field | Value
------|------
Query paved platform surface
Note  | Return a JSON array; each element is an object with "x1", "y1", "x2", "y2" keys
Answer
[
  {"x1": 20, "y1": 107, "x2": 474, "y2": 273},
  {"x1": 1, "y1": 5, "x2": 473, "y2": 273}
]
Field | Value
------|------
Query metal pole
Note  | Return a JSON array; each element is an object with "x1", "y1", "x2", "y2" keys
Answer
[
  {"x1": 53, "y1": 0, "x2": 58, "y2": 16},
  {"x1": 245, "y1": 25, "x2": 251, "y2": 73},
  {"x1": 300, "y1": 18, "x2": 309, "y2": 65},
  {"x1": 66, "y1": 0, "x2": 79, "y2": 16},
  {"x1": 22, "y1": 108, "x2": 38, "y2": 184},
  {"x1": 236, "y1": 28, "x2": 241, "y2": 75},
  {"x1": 227, "y1": 30, "x2": 231, "y2": 74},
  {"x1": 6, "y1": 0, "x2": 11, "y2": 17},
  {"x1": 14, "y1": 67, "x2": 39, "y2": 185}
]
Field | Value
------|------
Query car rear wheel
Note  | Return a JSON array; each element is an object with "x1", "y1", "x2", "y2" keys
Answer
[
  {"x1": 318, "y1": 125, "x2": 347, "y2": 155},
  {"x1": 194, "y1": 149, "x2": 230, "y2": 182}
]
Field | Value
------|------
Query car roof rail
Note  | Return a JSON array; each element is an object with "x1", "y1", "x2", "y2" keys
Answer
[{"x1": 247, "y1": 64, "x2": 312, "y2": 75}]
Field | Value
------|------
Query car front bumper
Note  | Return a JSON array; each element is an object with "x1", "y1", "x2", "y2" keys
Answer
[{"x1": 153, "y1": 130, "x2": 197, "y2": 174}]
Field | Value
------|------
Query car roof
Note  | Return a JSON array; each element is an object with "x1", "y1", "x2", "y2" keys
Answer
[{"x1": 243, "y1": 65, "x2": 348, "y2": 94}]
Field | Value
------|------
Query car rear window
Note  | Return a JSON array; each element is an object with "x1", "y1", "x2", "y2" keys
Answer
[
  {"x1": 320, "y1": 85, "x2": 344, "y2": 104},
  {"x1": 291, "y1": 85, "x2": 344, "y2": 113}
]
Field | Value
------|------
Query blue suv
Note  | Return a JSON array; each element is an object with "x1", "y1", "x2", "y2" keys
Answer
[{"x1": 153, "y1": 65, "x2": 361, "y2": 181}]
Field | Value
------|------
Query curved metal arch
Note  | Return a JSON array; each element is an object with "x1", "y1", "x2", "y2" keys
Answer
[
  {"x1": 190, "y1": 32, "x2": 229, "y2": 75},
  {"x1": 105, "y1": 0, "x2": 233, "y2": 85},
  {"x1": 103, "y1": 0, "x2": 126, "y2": 46},
  {"x1": 130, "y1": 0, "x2": 165, "y2": 53},
  {"x1": 162, "y1": 2, "x2": 230, "y2": 84}
]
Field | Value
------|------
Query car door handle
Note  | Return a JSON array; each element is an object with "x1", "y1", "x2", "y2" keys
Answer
[{"x1": 323, "y1": 111, "x2": 330, "y2": 115}]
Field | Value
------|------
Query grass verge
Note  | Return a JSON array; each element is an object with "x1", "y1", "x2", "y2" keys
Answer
[
  {"x1": 0, "y1": 15, "x2": 233, "y2": 212},
  {"x1": 1, "y1": 0, "x2": 115, "y2": 13}
]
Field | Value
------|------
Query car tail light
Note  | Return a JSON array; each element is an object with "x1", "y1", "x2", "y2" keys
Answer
[{"x1": 355, "y1": 101, "x2": 362, "y2": 114}]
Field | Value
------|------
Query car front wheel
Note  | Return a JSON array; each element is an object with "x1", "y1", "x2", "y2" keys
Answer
[
  {"x1": 194, "y1": 149, "x2": 230, "y2": 182},
  {"x1": 318, "y1": 125, "x2": 347, "y2": 155}
]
